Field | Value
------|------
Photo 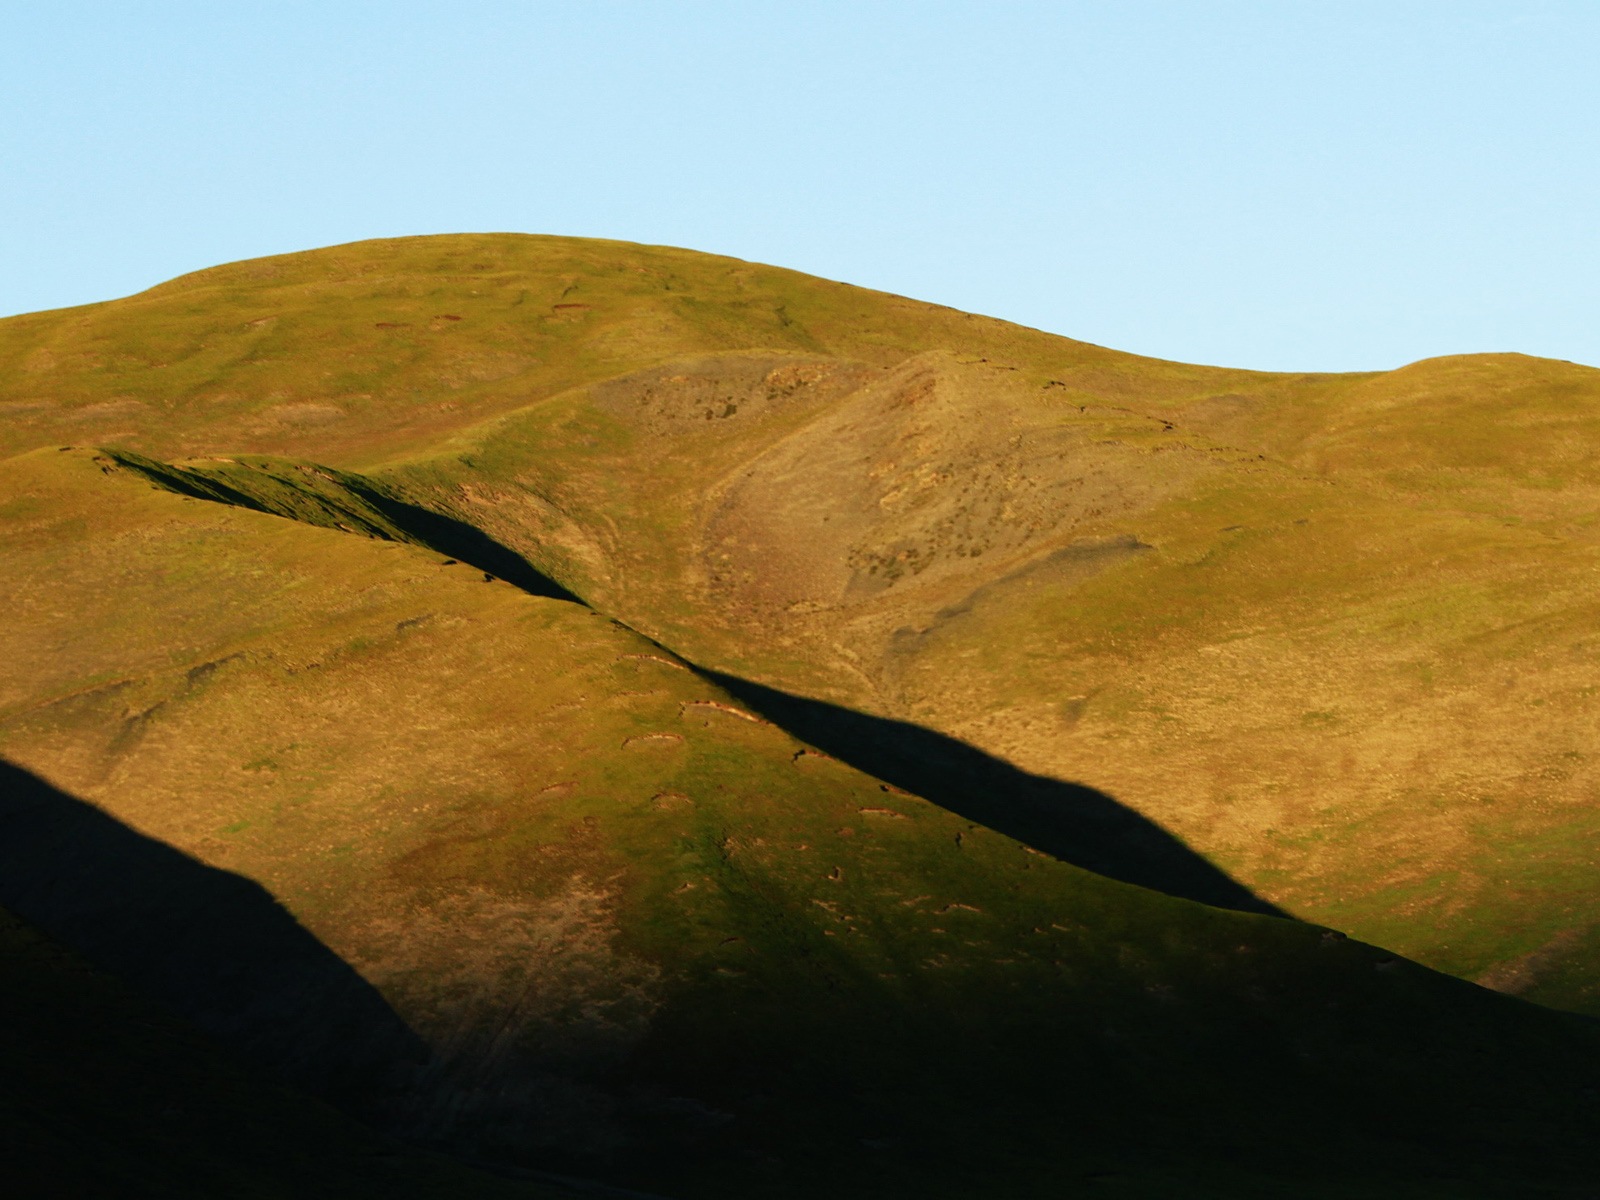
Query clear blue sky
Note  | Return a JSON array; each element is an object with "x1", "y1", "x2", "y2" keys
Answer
[{"x1": 3, "y1": 1, "x2": 1597, "y2": 372}]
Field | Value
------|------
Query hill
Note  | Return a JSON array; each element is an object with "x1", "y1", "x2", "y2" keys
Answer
[
  {"x1": 6, "y1": 235, "x2": 1599, "y2": 1014},
  {"x1": 3, "y1": 235, "x2": 1600, "y2": 1194}
]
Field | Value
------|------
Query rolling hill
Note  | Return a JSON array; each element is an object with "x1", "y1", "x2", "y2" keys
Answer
[{"x1": 3, "y1": 234, "x2": 1600, "y2": 1195}]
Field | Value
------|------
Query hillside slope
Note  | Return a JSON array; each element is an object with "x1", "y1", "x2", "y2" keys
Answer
[
  {"x1": 6, "y1": 235, "x2": 1600, "y2": 1192},
  {"x1": 2, "y1": 445, "x2": 1600, "y2": 1196},
  {"x1": 7, "y1": 232, "x2": 1584, "y2": 1010}
]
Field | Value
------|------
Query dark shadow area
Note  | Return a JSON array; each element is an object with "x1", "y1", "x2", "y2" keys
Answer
[
  {"x1": 0, "y1": 759, "x2": 428, "y2": 1113},
  {"x1": 698, "y1": 671, "x2": 1289, "y2": 917},
  {"x1": 104, "y1": 449, "x2": 581, "y2": 605},
  {"x1": 349, "y1": 483, "x2": 584, "y2": 604}
]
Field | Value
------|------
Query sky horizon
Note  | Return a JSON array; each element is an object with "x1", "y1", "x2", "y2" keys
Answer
[{"x1": 4, "y1": 2, "x2": 1597, "y2": 373}]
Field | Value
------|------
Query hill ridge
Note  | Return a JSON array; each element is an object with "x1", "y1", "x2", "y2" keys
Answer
[{"x1": 99, "y1": 443, "x2": 1280, "y2": 915}]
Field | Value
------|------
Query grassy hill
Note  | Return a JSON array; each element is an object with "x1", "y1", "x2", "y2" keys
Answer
[{"x1": 4, "y1": 235, "x2": 1600, "y2": 1193}]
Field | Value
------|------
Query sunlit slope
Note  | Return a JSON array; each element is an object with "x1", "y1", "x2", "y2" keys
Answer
[
  {"x1": 5, "y1": 232, "x2": 1600, "y2": 1017},
  {"x1": 371, "y1": 335, "x2": 1600, "y2": 1017},
  {"x1": 0, "y1": 906, "x2": 562, "y2": 1200},
  {"x1": 0, "y1": 233, "x2": 1310, "y2": 466},
  {"x1": 1198, "y1": 352, "x2": 1600, "y2": 527},
  {"x1": 6, "y1": 448, "x2": 1600, "y2": 1196}
]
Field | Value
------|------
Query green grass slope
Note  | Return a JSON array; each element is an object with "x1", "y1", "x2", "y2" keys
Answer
[
  {"x1": 3, "y1": 446, "x2": 1600, "y2": 1197},
  {"x1": 11, "y1": 231, "x2": 1594, "y2": 1012},
  {"x1": 20, "y1": 231, "x2": 1568, "y2": 1015}
]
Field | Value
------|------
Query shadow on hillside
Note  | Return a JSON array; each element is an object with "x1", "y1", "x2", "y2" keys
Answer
[
  {"x1": 330, "y1": 477, "x2": 1283, "y2": 917},
  {"x1": 96, "y1": 452, "x2": 1279, "y2": 917},
  {"x1": 0, "y1": 758, "x2": 427, "y2": 1111},
  {"x1": 699, "y1": 672, "x2": 1288, "y2": 918},
  {"x1": 106, "y1": 449, "x2": 580, "y2": 604},
  {"x1": 351, "y1": 485, "x2": 584, "y2": 604}
]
